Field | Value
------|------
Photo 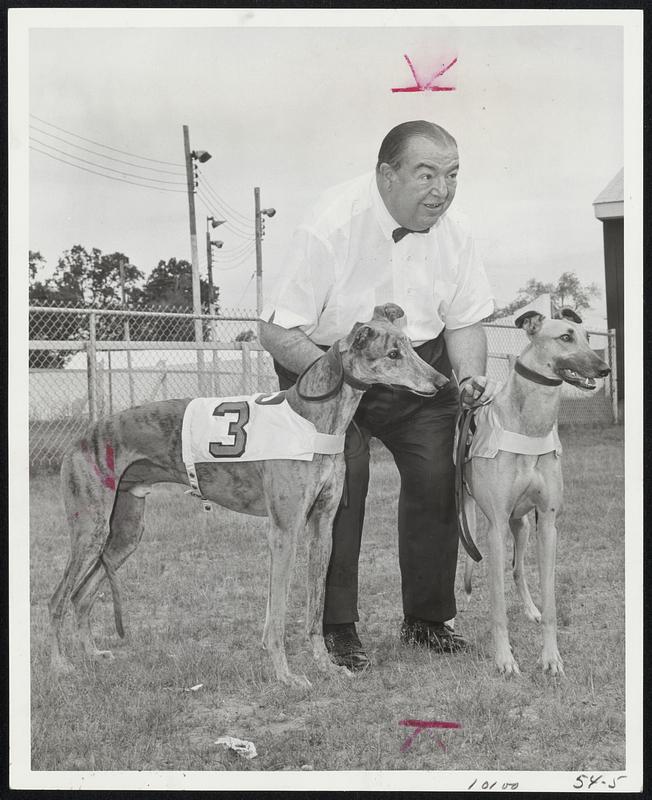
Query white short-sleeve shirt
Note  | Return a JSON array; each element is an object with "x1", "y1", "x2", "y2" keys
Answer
[{"x1": 261, "y1": 172, "x2": 495, "y2": 346}]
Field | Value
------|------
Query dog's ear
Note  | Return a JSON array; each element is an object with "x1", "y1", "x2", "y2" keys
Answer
[
  {"x1": 372, "y1": 303, "x2": 405, "y2": 324},
  {"x1": 556, "y1": 306, "x2": 583, "y2": 324},
  {"x1": 514, "y1": 310, "x2": 545, "y2": 335},
  {"x1": 351, "y1": 323, "x2": 378, "y2": 350}
]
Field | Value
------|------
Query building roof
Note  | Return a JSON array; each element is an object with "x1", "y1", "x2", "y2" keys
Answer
[{"x1": 593, "y1": 167, "x2": 624, "y2": 220}]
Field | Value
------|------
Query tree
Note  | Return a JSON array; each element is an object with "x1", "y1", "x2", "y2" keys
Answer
[
  {"x1": 552, "y1": 271, "x2": 600, "y2": 315},
  {"x1": 489, "y1": 271, "x2": 600, "y2": 320},
  {"x1": 48, "y1": 245, "x2": 144, "y2": 307},
  {"x1": 29, "y1": 246, "x2": 145, "y2": 366},
  {"x1": 139, "y1": 257, "x2": 212, "y2": 310},
  {"x1": 29, "y1": 251, "x2": 55, "y2": 307},
  {"x1": 29, "y1": 250, "x2": 46, "y2": 282}
]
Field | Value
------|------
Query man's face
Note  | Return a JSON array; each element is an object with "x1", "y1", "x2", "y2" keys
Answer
[{"x1": 379, "y1": 136, "x2": 459, "y2": 231}]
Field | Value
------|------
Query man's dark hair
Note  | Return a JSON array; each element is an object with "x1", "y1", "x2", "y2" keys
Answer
[{"x1": 376, "y1": 120, "x2": 457, "y2": 171}]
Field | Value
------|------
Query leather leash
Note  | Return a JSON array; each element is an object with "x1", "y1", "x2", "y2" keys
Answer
[{"x1": 454, "y1": 405, "x2": 483, "y2": 562}]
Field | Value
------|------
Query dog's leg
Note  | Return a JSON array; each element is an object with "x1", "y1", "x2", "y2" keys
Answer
[
  {"x1": 262, "y1": 517, "x2": 310, "y2": 687},
  {"x1": 72, "y1": 490, "x2": 146, "y2": 658},
  {"x1": 305, "y1": 476, "x2": 353, "y2": 678},
  {"x1": 50, "y1": 451, "x2": 113, "y2": 671},
  {"x1": 536, "y1": 510, "x2": 564, "y2": 675},
  {"x1": 486, "y1": 513, "x2": 520, "y2": 675},
  {"x1": 510, "y1": 514, "x2": 541, "y2": 623}
]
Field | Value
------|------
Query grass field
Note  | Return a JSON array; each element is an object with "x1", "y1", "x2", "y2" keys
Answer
[{"x1": 28, "y1": 425, "x2": 625, "y2": 774}]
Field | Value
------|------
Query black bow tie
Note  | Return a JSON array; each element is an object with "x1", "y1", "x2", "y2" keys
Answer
[{"x1": 392, "y1": 226, "x2": 431, "y2": 243}]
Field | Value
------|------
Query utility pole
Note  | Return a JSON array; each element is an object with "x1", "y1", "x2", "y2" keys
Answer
[
  {"x1": 254, "y1": 187, "x2": 263, "y2": 315},
  {"x1": 254, "y1": 188, "x2": 276, "y2": 316},
  {"x1": 206, "y1": 226, "x2": 216, "y2": 315},
  {"x1": 182, "y1": 126, "x2": 203, "y2": 341},
  {"x1": 119, "y1": 257, "x2": 135, "y2": 407},
  {"x1": 205, "y1": 216, "x2": 225, "y2": 316},
  {"x1": 183, "y1": 125, "x2": 212, "y2": 393}
]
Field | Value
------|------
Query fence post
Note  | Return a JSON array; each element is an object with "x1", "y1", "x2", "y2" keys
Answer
[
  {"x1": 87, "y1": 311, "x2": 98, "y2": 422},
  {"x1": 107, "y1": 350, "x2": 114, "y2": 415},
  {"x1": 124, "y1": 316, "x2": 136, "y2": 407},
  {"x1": 241, "y1": 342, "x2": 252, "y2": 394},
  {"x1": 211, "y1": 347, "x2": 220, "y2": 396},
  {"x1": 608, "y1": 328, "x2": 618, "y2": 423}
]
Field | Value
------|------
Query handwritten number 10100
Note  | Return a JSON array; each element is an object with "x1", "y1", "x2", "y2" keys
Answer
[{"x1": 467, "y1": 779, "x2": 519, "y2": 791}]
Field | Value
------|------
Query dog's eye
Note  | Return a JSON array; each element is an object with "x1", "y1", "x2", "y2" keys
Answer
[
  {"x1": 387, "y1": 350, "x2": 400, "y2": 360},
  {"x1": 559, "y1": 334, "x2": 573, "y2": 343}
]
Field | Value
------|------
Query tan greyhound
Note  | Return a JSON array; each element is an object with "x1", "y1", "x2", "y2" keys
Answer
[
  {"x1": 49, "y1": 303, "x2": 447, "y2": 687},
  {"x1": 459, "y1": 308, "x2": 610, "y2": 675}
]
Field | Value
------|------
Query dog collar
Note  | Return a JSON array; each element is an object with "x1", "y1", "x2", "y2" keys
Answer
[
  {"x1": 296, "y1": 342, "x2": 371, "y2": 402},
  {"x1": 514, "y1": 359, "x2": 562, "y2": 387}
]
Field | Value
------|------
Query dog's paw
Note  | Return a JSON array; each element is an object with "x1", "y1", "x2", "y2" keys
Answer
[
  {"x1": 282, "y1": 672, "x2": 312, "y2": 690},
  {"x1": 541, "y1": 650, "x2": 565, "y2": 676},
  {"x1": 524, "y1": 604, "x2": 542, "y2": 623},
  {"x1": 495, "y1": 652, "x2": 521, "y2": 676}
]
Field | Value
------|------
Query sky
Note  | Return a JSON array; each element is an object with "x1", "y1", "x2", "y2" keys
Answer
[{"x1": 24, "y1": 12, "x2": 624, "y2": 324}]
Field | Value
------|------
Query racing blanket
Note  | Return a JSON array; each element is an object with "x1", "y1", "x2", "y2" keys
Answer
[
  {"x1": 181, "y1": 391, "x2": 345, "y2": 465},
  {"x1": 454, "y1": 402, "x2": 562, "y2": 463}
]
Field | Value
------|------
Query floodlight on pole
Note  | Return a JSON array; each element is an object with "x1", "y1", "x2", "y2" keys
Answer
[{"x1": 192, "y1": 150, "x2": 212, "y2": 163}]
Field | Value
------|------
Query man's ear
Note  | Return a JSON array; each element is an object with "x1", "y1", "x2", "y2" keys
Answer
[
  {"x1": 377, "y1": 163, "x2": 396, "y2": 190},
  {"x1": 351, "y1": 324, "x2": 378, "y2": 351},
  {"x1": 556, "y1": 306, "x2": 583, "y2": 324},
  {"x1": 514, "y1": 310, "x2": 545, "y2": 336}
]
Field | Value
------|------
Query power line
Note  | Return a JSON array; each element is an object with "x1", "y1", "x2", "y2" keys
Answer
[
  {"x1": 214, "y1": 243, "x2": 256, "y2": 271},
  {"x1": 30, "y1": 137, "x2": 186, "y2": 185},
  {"x1": 199, "y1": 190, "x2": 255, "y2": 236},
  {"x1": 216, "y1": 236, "x2": 258, "y2": 259},
  {"x1": 30, "y1": 113, "x2": 185, "y2": 167},
  {"x1": 198, "y1": 170, "x2": 254, "y2": 228},
  {"x1": 29, "y1": 124, "x2": 185, "y2": 175},
  {"x1": 236, "y1": 271, "x2": 256, "y2": 306},
  {"x1": 30, "y1": 146, "x2": 186, "y2": 194},
  {"x1": 197, "y1": 191, "x2": 255, "y2": 240}
]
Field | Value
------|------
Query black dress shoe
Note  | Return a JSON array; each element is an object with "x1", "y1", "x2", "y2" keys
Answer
[
  {"x1": 400, "y1": 619, "x2": 469, "y2": 652},
  {"x1": 323, "y1": 623, "x2": 371, "y2": 672}
]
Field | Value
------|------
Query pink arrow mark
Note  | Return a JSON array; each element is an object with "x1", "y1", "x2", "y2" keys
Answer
[{"x1": 392, "y1": 55, "x2": 457, "y2": 93}]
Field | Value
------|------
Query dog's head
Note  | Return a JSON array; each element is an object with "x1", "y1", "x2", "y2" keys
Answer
[
  {"x1": 515, "y1": 307, "x2": 610, "y2": 390},
  {"x1": 341, "y1": 304, "x2": 448, "y2": 395}
]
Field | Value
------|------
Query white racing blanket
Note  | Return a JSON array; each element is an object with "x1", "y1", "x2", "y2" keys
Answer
[
  {"x1": 182, "y1": 391, "x2": 345, "y2": 465},
  {"x1": 454, "y1": 402, "x2": 562, "y2": 463},
  {"x1": 181, "y1": 391, "x2": 346, "y2": 510}
]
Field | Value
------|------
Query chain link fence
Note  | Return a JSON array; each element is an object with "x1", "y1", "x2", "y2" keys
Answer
[{"x1": 28, "y1": 303, "x2": 617, "y2": 469}]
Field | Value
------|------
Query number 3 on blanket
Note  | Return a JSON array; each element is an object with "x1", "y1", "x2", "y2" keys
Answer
[{"x1": 209, "y1": 401, "x2": 250, "y2": 458}]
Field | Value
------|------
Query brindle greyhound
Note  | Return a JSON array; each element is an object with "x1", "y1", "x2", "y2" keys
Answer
[
  {"x1": 49, "y1": 303, "x2": 447, "y2": 687},
  {"x1": 460, "y1": 308, "x2": 610, "y2": 675}
]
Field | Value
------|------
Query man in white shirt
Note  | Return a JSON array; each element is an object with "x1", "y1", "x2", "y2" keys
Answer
[{"x1": 260, "y1": 120, "x2": 497, "y2": 671}]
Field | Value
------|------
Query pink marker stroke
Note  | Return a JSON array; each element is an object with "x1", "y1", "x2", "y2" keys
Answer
[
  {"x1": 392, "y1": 55, "x2": 457, "y2": 93},
  {"x1": 399, "y1": 719, "x2": 462, "y2": 753}
]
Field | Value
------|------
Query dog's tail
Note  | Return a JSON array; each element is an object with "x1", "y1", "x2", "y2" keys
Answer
[{"x1": 99, "y1": 554, "x2": 125, "y2": 638}]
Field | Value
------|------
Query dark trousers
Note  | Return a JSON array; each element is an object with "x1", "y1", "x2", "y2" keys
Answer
[{"x1": 274, "y1": 333, "x2": 460, "y2": 625}]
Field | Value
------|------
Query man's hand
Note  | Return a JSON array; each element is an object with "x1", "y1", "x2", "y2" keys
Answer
[{"x1": 459, "y1": 375, "x2": 500, "y2": 407}]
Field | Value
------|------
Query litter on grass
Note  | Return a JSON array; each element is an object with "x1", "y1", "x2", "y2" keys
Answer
[{"x1": 215, "y1": 736, "x2": 258, "y2": 759}]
